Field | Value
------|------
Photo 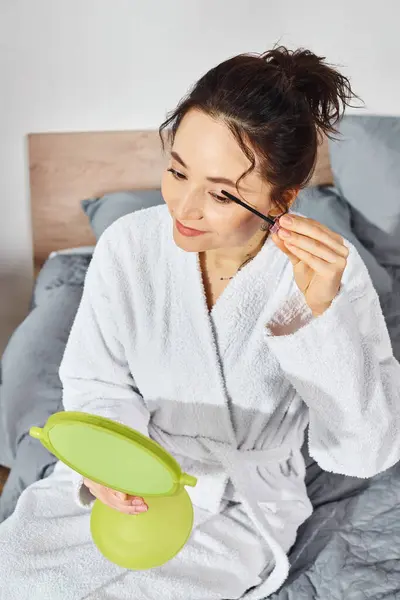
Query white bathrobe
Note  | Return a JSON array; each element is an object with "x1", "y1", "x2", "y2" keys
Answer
[{"x1": 0, "y1": 204, "x2": 399, "y2": 600}]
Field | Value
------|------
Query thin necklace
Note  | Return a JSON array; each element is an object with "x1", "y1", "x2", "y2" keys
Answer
[
  {"x1": 219, "y1": 254, "x2": 256, "y2": 281},
  {"x1": 218, "y1": 231, "x2": 269, "y2": 281}
]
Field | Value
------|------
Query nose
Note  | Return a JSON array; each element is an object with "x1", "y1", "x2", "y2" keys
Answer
[{"x1": 175, "y1": 188, "x2": 203, "y2": 222}]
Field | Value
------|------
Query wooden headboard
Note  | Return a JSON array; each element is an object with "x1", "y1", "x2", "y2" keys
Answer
[
  {"x1": 28, "y1": 130, "x2": 168, "y2": 269},
  {"x1": 28, "y1": 131, "x2": 333, "y2": 270}
]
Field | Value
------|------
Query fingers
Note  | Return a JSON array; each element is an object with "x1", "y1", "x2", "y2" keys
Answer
[
  {"x1": 270, "y1": 232, "x2": 300, "y2": 266},
  {"x1": 115, "y1": 491, "x2": 129, "y2": 501},
  {"x1": 279, "y1": 215, "x2": 349, "y2": 259},
  {"x1": 278, "y1": 228, "x2": 345, "y2": 265},
  {"x1": 282, "y1": 242, "x2": 336, "y2": 274},
  {"x1": 83, "y1": 479, "x2": 148, "y2": 515},
  {"x1": 103, "y1": 491, "x2": 148, "y2": 515}
]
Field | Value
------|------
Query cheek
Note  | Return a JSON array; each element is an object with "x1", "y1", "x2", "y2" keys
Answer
[{"x1": 209, "y1": 205, "x2": 260, "y2": 243}]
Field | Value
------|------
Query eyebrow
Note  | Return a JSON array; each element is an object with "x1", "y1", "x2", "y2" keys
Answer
[{"x1": 170, "y1": 150, "x2": 252, "y2": 191}]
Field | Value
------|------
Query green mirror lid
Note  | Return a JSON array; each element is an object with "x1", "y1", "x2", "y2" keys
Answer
[{"x1": 30, "y1": 412, "x2": 197, "y2": 496}]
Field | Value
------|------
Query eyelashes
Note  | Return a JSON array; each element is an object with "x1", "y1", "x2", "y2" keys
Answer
[
  {"x1": 210, "y1": 192, "x2": 231, "y2": 204},
  {"x1": 167, "y1": 167, "x2": 185, "y2": 180},
  {"x1": 167, "y1": 168, "x2": 231, "y2": 205}
]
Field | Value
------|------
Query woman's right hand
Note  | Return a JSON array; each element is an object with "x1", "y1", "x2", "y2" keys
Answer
[{"x1": 83, "y1": 478, "x2": 148, "y2": 515}]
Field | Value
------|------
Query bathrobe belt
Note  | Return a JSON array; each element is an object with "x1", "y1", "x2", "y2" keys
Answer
[{"x1": 149, "y1": 425, "x2": 292, "y2": 595}]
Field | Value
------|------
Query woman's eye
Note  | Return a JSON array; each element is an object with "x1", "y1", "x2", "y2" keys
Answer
[
  {"x1": 210, "y1": 192, "x2": 231, "y2": 204},
  {"x1": 167, "y1": 170, "x2": 230, "y2": 205},
  {"x1": 167, "y1": 168, "x2": 186, "y2": 180}
]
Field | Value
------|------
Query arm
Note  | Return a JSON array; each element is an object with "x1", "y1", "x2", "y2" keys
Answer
[
  {"x1": 59, "y1": 230, "x2": 150, "y2": 505},
  {"x1": 265, "y1": 243, "x2": 400, "y2": 478}
]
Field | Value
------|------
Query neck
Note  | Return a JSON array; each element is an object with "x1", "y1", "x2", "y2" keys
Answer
[{"x1": 203, "y1": 229, "x2": 268, "y2": 275}]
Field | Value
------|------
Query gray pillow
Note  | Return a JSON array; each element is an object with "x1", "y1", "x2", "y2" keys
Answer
[
  {"x1": 0, "y1": 271, "x2": 87, "y2": 521},
  {"x1": 329, "y1": 115, "x2": 400, "y2": 234},
  {"x1": 82, "y1": 190, "x2": 164, "y2": 240},
  {"x1": 350, "y1": 206, "x2": 400, "y2": 270},
  {"x1": 294, "y1": 186, "x2": 393, "y2": 296},
  {"x1": 329, "y1": 115, "x2": 400, "y2": 268},
  {"x1": 33, "y1": 254, "x2": 92, "y2": 308},
  {"x1": 0, "y1": 285, "x2": 83, "y2": 473}
]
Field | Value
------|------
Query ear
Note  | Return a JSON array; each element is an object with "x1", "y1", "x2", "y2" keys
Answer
[
  {"x1": 287, "y1": 187, "x2": 300, "y2": 208},
  {"x1": 269, "y1": 188, "x2": 299, "y2": 217}
]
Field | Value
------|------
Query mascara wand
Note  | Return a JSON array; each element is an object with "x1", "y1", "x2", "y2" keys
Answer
[{"x1": 220, "y1": 189, "x2": 282, "y2": 234}]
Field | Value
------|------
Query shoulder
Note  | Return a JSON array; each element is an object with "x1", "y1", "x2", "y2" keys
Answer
[
  {"x1": 93, "y1": 204, "x2": 171, "y2": 267},
  {"x1": 102, "y1": 203, "x2": 169, "y2": 248}
]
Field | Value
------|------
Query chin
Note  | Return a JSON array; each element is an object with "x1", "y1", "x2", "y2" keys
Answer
[{"x1": 172, "y1": 228, "x2": 211, "y2": 253}]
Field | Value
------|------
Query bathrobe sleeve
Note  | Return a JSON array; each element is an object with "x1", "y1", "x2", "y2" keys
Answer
[
  {"x1": 59, "y1": 230, "x2": 150, "y2": 506},
  {"x1": 265, "y1": 242, "x2": 400, "y2": 478}
]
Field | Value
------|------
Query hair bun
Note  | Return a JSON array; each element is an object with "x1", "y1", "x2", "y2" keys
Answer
[{"x1": 261, "y1": 46, "x2": 359, "y2": 136}]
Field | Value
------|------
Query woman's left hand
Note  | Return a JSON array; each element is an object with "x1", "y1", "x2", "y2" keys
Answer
[{"x1": 271, "y1": 214, "x2": 349, "y2": 317}]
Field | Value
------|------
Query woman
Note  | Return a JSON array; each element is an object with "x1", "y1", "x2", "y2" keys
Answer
[{"x1": 0, "y1": 46, "x2": 399, "y2": 600}]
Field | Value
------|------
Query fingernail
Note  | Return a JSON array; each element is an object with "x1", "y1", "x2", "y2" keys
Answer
[
  {"x1": 280, "y1": 215, "x2": 293, "y2": 226},
  {"x1": 136, "y1": 505, "x2": 148, "y2": 513},
  {"x1": 131, "y1": 498, "x2": 144, "y2": 506},
  {"x1": 269, "y1": 221, "x2": 280, "y2": 235}
]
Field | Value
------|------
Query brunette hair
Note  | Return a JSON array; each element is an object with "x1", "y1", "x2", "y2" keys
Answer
[{"x1": 159, "y1": 45, "x2": 360, "y2": 212}]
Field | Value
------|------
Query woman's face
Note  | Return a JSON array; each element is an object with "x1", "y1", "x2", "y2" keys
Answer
[{"x1": 161, "y1": 109, "x2": 276, "y2": 253}]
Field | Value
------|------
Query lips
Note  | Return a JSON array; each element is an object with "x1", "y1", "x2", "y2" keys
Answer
[{"x1": 175, "y1": 220, "x2": 206, "y2": 237}]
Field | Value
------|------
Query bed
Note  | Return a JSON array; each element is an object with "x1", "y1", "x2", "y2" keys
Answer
[{"x1": 0, "y1": 121, "x2": 400, "y2": 599}]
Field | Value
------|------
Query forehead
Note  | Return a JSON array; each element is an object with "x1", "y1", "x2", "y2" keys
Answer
[{"x1": 173, "y1": 110, "x2": 264, "y2": 191}]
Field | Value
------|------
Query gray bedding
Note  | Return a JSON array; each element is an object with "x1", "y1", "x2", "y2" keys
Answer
[
  {"x1": 0, "y1": 200, "x2": 400, "y2": 598},
  {"x1": 271, "y1": 449, "x2": 400, "y2": 599},
  {"x1": 0, "y1": 255, "x2": 90, "y2": 520}
]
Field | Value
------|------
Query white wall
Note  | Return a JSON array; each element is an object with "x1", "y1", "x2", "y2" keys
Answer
[{"x1": 1, "y1": 0, "x2": 399, "y2": 352}]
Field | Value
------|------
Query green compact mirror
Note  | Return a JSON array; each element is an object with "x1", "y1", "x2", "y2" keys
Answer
[{"x1": 30, "y1": 412, "x2": 197, "y2": 570}]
